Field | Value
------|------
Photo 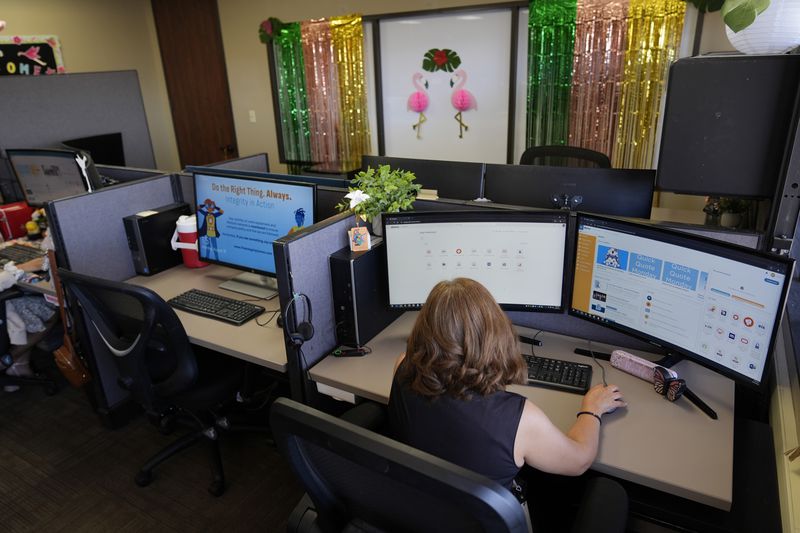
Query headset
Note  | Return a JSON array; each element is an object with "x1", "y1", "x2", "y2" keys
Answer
[{"x1": 283, "y1": 292, "x2": 314, "y2": 346}]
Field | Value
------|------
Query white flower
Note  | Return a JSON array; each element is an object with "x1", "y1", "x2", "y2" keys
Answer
[{"x1": 345, "y1": 190, "x2": 370, "y2": 209}]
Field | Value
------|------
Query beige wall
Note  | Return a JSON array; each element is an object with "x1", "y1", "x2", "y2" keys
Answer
[{"x1": 1, "y1": 0, "x2": 180, "y2": 171}]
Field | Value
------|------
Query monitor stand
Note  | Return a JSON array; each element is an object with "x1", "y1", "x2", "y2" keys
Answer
[{"x1": 219, "y1": 272, "x2": 278, "y2": 300}]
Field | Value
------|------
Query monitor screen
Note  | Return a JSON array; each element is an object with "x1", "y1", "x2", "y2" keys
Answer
[
  {"x1": 193, "y1": 171, "x2": 315, "y2": 278},
  {"x1": 62, "y1": 132, "x2": 126, "y2": 166},
  {"x1": 483, "y1": 164, "x2": 655, "y2": 219},
  {"x1": 570, "y1": 214, "x2": 794, "y2": 388},
  {"x1": 6, "y1": 148, "x2": 96, "y2": 207},
  {"x1": 384, "y1": 210, "x2": 569, "y2": 311}
]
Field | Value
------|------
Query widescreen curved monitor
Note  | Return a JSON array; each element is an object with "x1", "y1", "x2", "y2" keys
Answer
[{"x1": 570, "y1": 214, "x2": 794, "y2": 388}]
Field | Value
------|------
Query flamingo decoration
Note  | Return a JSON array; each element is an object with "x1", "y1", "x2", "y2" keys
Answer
[
  {"x1": 449, "y1": 69, "x2": 477, "y2": 139},
  {"x1": 407, "y1": 73, "x2": 429, "y2": 139}
]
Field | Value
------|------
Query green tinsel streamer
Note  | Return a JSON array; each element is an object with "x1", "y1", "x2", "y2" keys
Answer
[
  {"x1": 527, "y1": 0, "x2": 578, "y2": 148},
  {"x1": 273, "y1": 22, "x2": 311, "y2": 164}
]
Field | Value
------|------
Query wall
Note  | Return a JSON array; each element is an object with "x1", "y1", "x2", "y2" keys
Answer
[{"x1": 0, "y1": 0, "x2": 180, "y2": 171}]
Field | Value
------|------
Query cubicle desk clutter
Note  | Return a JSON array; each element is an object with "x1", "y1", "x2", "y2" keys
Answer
[
  {"x1": 127, "y1": 264, "x2": 286, "y2": 372},
  {"x1": 309, "y1": 311, "x2": 736, "y2": 511}
]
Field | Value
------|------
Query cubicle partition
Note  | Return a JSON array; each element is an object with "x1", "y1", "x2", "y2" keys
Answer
[
  {"x1": 362, "y1": 155, "x2": 484, "y2": 201},
  {"x1": 199, "y1": 153, "x2": 270, "y2": 173},
  {"x1": 47, "y1": 174, "x2": 178, "y2": 281},
  {"x1": 274, "y1": 213, "x2": 352, "y2": 402},
  {"x1": 95, "y1": 165, "x2": 166, "y2": 183}
]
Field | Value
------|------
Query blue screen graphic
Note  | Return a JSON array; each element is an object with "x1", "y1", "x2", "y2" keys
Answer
[{"x1": 194, "y1": 173, "x2": 314, "y2": 275}]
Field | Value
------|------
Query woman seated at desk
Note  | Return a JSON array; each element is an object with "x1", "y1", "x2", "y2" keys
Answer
[{"x1": 388, "y1": 278, "x2": 626, "y2": 523}]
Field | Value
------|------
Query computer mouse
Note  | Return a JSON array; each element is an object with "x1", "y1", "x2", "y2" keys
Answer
[{"x1": 276, "y1": 314, "x2": 284, "y2": 328}]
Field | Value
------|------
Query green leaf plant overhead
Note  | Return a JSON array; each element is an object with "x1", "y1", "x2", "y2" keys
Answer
[
  {"x1": 683, "y1": 0, "x2": 770, "y2": 32},
  {"x1": 336, "y1": 165, "x2": 421, "y2": 223}
]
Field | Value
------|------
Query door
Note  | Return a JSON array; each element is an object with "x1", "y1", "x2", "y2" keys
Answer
[{"x1": 151, "y1": 0, "x2": 238, "y2": 167}]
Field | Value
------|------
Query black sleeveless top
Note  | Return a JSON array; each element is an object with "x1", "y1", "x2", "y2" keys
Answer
[{"x1": 388, "y1": 372, "x2": 527, "y2": 489}]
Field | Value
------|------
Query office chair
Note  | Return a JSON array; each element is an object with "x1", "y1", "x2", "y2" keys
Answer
[
  {"x1": 520, "y1": 145, "x2": 612, "y2": 168},
  {"x1": 58, "y1": 268, "x2": 245, "y2": 496},
  {"x1": 271, "y1": 398, "x2": 628, "y2": 533}
]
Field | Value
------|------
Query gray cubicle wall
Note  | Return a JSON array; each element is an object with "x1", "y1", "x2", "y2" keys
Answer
[
  {"x1": 274, "y1": 213, "x2": 352, "y2": 402},
  {"x1": 201, "y1": 153, "x2": 269, "y2": 173},
  {"x1": 0, "y1": 71, "x2": 156, "y2": 168},
  {"x1": 95, "y1": 165, "x2": 166, "y2": 183},
  {"x1": 48, "y1": 175, "x2": 178, "y2": 281}
]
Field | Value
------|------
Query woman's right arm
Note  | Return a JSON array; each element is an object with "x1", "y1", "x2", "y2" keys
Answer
[{"x1": 514, "y1": 384, "x2": 626, "y2": 476}]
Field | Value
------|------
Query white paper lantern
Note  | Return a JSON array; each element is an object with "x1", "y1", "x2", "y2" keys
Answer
[{"x1": 725, "y1": 0, "x2": 800, "y2": 54}]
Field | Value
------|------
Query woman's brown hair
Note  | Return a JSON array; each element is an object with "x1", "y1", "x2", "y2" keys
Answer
[{"x1": 398, "y1": 278, "x2": 525, "y2": 399}]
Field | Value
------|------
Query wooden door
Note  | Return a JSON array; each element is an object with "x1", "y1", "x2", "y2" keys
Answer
[{"x1": 151, "y1": 0, "x2": 238, "y2": 167}]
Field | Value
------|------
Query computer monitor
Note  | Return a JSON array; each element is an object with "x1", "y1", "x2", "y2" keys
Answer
[
  {"x1": 570, "y1": 214, "x2": 794, "y2": 388},
  {"x1": 483, "y1": 164, "x2": 655, "y2": 219},
  {"x1": 6, "y1": 148, "x2": 102, "y2": 207},
  {"x1": 62, "y1": 132, "x2": 126, "y2": 167},
  {"x1": 383, "y1": 210, "x2": 569, "y2": 311},
  {"x1": 193, "y1": 170, "x2": 316, "y2": 299}
]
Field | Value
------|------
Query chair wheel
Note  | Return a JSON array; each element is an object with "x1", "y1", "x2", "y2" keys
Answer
[
  {"x1": 135, "y1": 470, "x2": 153, "y2": 487},
  {"x1": 208, "y1": 479, "x2": 225, "y2": 497}
]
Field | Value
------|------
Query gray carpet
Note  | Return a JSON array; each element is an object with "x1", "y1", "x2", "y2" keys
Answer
[{"x1": 0, "y1": 385, "x2": 303, "y2": 532}]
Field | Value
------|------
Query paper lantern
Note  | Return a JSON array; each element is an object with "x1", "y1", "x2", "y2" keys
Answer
[{"x1": 725, "y1": 0, "x2": 800, "y2": 54}]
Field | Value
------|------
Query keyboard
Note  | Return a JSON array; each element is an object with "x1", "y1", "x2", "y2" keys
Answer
[
  {"x1": 168, "y1": 289, "x2": 265, "y2": 326},
  {"x1": 0, "y1": 243, "x2": 45, "y2": 264},
  {"x1": 523, "y1": 354, "x2": 592, "y2": 395}
]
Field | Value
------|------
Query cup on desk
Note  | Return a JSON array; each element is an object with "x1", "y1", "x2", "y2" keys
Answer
[{"x1": 170, "y1": 215, "x2": 208, "y2": 269}]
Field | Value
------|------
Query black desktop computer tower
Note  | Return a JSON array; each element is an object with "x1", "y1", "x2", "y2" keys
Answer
[
  {"x1": 123, "y1": 202, "x2": 190, "y2": 276},
  {"x1": 329, "y1": 241, "x2": 402, "y2": 348}
]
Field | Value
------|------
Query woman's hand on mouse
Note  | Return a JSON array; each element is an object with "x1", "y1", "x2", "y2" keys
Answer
[{"x1": 581, "y1": 383, "x2": 627, "y2": 416}]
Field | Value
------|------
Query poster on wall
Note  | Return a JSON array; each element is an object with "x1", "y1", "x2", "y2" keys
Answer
[
  {"x1": 379, "y1": 10, "x2": 512, "y2": 164},
  {"x1": 0, "y1": 35, "x2": 64, "y2": 76}
]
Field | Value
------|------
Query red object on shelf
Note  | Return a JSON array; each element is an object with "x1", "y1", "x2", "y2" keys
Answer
[{"x1": 0, "y1": 202, "x2": 34, "y2": 240}]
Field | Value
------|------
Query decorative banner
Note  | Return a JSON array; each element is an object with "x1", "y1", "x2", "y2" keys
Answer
[
  {"x1": 612, "y1": 0, "x2": 686, "y2": 168},
  {"x1": 0, "y1": 35, "x2": 64, "y2": 76},
  {"x1": 527, "y1": 0, "x2": 685, "y2": 169},
  {"x1": 331, "y1": 15, "x2": 371, "y2": 170},
  {"x1": 272, "y1": 23, "x2": 311, "y2": 164},
  {"x1": 568, "y1": 0, "x2": 628, "y2": 156},
  {"x1": 527, "y1": 0, "x2": 578, "y2": 147},
  {"x1": 263, "y1": 15, "x2": 370, "y2": 170}
]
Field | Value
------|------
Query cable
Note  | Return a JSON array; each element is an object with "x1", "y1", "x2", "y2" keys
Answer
[
  {"x1": 587, "y1": 340, "x2": 608, "y2": 387},
  {"x1": 255, "y1": 309, "x2": 281, "y2": 327}
]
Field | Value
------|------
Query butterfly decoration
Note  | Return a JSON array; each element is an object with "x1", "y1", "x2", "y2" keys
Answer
[{"x1": 653, "y1": 366, "x2": 686, "y2": 402}]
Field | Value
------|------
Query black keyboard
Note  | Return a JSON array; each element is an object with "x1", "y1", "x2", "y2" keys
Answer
[
  {"x1": 0, "y1": 243, "x2": 45, "y2": 264},
  {"x1": 523, "y1": 354, "x2": 592, "y2": 395},
  {"x1": 168, "y1": 289, "x2": 265, "y2": 326}
]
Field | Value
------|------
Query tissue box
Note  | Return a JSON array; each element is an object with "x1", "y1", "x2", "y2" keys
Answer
[{"x1": 0, "y1": 202, "x2": 34, "y2": 240}]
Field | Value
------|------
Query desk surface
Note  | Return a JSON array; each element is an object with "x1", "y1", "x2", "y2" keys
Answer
[
  {"x1": 127, "y1": 264, "x2": 287, "y2": 372},
  {"x1": 310, "y1": 311, "x2": 736, "y2": 510}
]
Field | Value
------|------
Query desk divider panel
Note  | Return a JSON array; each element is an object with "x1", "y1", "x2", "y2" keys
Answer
[
  {"x1": 362, "y1": 155, "x2": 484, "y2": 201},
  {"x1": 47, "y1": 175, "x2": 178, "y2": 281},
  {"x1": 199, "y1": 153, "x2": 269, "y2": 173},
  {"x1": 95, "y1": 165, "x2": 166, "y2": 183},
  {"x1": 274, "y1": 213, "x2": 352, "y2": 403},
  {"x1": 175, "y1": 172, "x2": 196, "y2": 213}
]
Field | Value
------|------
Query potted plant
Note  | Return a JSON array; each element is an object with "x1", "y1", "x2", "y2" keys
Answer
[
  {"x1": 718, "y1": 197, "x2": 750, "y2": 228},
  {"x1": 337, "y1": 165, "x2": 421, "y2": 236}
]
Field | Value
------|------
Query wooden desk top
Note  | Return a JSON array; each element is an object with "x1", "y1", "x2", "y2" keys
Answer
[
  {"x1": 310, "y1": 311, "x2": 735, "y2": 510},
  {"x1": 127, "y1": 264, "x2": 287, "y2": 372}
]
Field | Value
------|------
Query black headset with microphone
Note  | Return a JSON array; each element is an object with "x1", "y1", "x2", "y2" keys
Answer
[{"x1": 284, "y1": 293, "x2": 314, "y2": 346}]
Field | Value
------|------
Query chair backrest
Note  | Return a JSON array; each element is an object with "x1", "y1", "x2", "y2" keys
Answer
[
  {"x1": 58, "y1": 268, "x2": 198, "y2": 412},
  {"x1": 520, "y1": 145, "x2": 611, "y2": 168},
  {"x1": 270, "y1": 397, "x2": 529, "y2": 533}
]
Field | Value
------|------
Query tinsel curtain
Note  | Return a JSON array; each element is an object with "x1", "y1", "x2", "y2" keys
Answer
[
  {"x1": 527, "y1": 0, "x2": 685, "y2": 168},
  {"x1": 266, "y1": 14, "x2": 370, "y2": 170}
]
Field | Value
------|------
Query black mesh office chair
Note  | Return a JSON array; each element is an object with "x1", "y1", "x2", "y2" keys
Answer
[
  {"x1": 271, "y1": 398, "x2": 628, "y2": 533},
  {"x1": 58, "y1": 268, "x2": 244, "y2": 496},
  {"x1": 520, "y1": 145, "x2": 612, "y2": 168}
]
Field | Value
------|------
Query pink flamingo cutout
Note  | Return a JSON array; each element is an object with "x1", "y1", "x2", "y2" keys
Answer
[
  {"x1": 407, "y1": 73, "x2": 429, "y2": 139},
  {"x1": 449, "y1": 69, "x2": 477, "y2": 138}
]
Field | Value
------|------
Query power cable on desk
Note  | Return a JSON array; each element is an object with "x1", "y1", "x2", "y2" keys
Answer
[
  {"x1": 255, "y1": 308, "x2": 281, "y2": 328},
  {"x1": 587, "y1": 340, "x2": 608, "y2": 387}
]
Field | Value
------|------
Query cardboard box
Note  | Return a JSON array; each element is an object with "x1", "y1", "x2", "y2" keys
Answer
[{"x1": 0, "y1": 202, "x2": 34, "y2": 240}]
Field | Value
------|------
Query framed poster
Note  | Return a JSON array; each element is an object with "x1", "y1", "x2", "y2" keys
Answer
[
  {"x1": 378, "y1": 10, "x2": 512, "y2": 163},
  {"x1": 0, "y1": 35, "x2": 64, "y2": 76}
]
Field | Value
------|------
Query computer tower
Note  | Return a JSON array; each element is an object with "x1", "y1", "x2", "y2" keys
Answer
[
  {"x1": 123, "y1": 202, "x2": 190, "y2": 275},
  {"x1": 330, "y1": 241, "x2": 402, "y2": 347}
]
